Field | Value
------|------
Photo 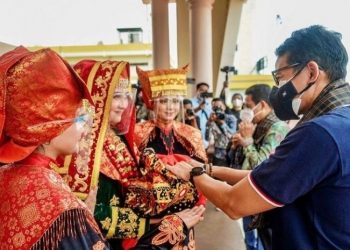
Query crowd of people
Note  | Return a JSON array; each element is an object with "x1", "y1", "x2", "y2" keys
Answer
[{"x1": 0, "y1": 24, "x2": 350, "y2": 250}]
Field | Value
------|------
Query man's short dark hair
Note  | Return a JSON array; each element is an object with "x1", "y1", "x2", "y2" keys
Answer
[
  {"x1": 275, "y1": 25, "x2": 348, "y2": 82},
  {"x1": 212, "y1": 97, "x2": 224, "y2": 103},
  {"x1": 232, "y1": 93, "x2": 243, "y2": 100},
  {"x1": 183, "y1": 99, "x2": 193, "y2": 106},
  {"x1": 245, "y1": 84, "x2": 271, "y2": 106},
  {"x1": 196, "y1": 82, "x2": 210, "y2": 90}
]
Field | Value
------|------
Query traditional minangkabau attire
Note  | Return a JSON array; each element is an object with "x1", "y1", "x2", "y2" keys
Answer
[
  {"x1": 60, "y1": 60, "x2": 200, "y2": 250},
  {"x1": 0, "y1": 47, "x2": 107, "y2": 249},
  {"x1": 134, "y1": 66, "x2": 208, "y2": 249}
]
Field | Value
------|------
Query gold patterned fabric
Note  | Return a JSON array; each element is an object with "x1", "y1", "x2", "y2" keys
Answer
[
  {"x1": 135, "y1": 120, "x2": 208, "y2": 163},
  {"x1": 0, "y1": 46, "x2": 92, "y2": 163},
  {"x1": 125, "y1": 148, "x2": 199, "y2": 217},
  {"x1": 62, "y1": 60, "x2": 132, "y2": 200},
  {"x1": 136, "y1": 65, "x2": 189, "y2": 109},
  {"x1": 0, "y1": 154, "x2": 100, "y2": 250},
  {"x1": 152, "y1": 215, "x2": 186, "y2": 245},
  {"x1": 101, "y1": 128, "x2": 139, "y2": 184}
]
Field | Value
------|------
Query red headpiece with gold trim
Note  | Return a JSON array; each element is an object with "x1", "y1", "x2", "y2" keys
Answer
[
  {"x1": 136, "y1": 65, "x2": 189, "y2": 110},
  {"x1": 61, "y1": 60, "x2": 136, "y2": 200},
  {"x1": 0, "y1": 47, "x2": 93, "y2": 163}
]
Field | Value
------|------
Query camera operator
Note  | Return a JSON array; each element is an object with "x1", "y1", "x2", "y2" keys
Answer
[
  {"x1": 183, "y1": 99, "x2": 200, "y2": 129},
  {"x1": 192, "y1": 82, "x2": 212, "y2": 148},
  {"x1": 206, "y1": 98, "x2": 237, "y2": 166}
]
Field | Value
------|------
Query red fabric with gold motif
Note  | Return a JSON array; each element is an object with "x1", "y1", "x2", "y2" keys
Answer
[
  {"x1": 61, "y1": 60, "x2": 139, "y2": 200},
  {"x1": 0, "y1": 46, "x2": 98, "y2": 249},
  {"x1": 136, "y1": 65, "x2": 189, "y2": 110},
  {"x1": 135, "y1": 120, "x2": 208, "y2": 163},
  {"x1": 134, "y1": 120, "x2": 208, "y2": 207},
  {"x1": 0, "y1": 153, "x2": 98, "y2": 250},
  {"x1": 0, "y1": 47, "x2": 92, "y2": 163}
]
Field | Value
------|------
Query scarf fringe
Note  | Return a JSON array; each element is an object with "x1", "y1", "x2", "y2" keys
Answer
[{"x1": 31, "y1": 209, "x2": 94, "y2": 250}]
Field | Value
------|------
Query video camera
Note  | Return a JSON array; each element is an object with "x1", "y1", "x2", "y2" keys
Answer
[
  {"x1": 220, "y1": 66, "x2": 236, "y2": 74},
  {"x1": 220, "y1": 66, "x2": 237, "y2": 82},
  {"x1": 200, "y1": 92, "x2": 213, "y2": 99}
]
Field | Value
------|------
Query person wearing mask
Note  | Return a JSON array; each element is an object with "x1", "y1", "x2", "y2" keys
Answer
[
  {"x1": 0, "y1": 47, "x2": 109, "y2": 249},
  {"x1": 229, "y1": 84, "x2": 289, "y2": 250},
  {"x1": 191, "y1": 82, "x2": 212, "y2": 148},
  {"x1": 207, "y1": 98, "x2": 237, "y2": 166},
  {"x1": 231, "y1": 84, "x2": 289, "y2": 170},
  {"x1": 183, "y1": 99, "x2": 200, "y2": 129},
  {"x1": 167, "y1": 25, "x2": 350, "y2": 250},
  {"x1": 231, "y1": 93, "x2": 244, "y2": 127},
  {"x1": 63, "y1": 60, "x2": 205, "y2": 250}
]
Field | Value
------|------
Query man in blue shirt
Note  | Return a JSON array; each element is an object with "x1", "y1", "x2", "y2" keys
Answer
[
  {"x1": 207, "y1": 98, "x2": 237, "y2": 166},
  {"x1": 171, "y1": 25, "x2": 350, "y2": 249},
  {"x1": 192, "y1": 82, "x2": 212, "y2": 148}
]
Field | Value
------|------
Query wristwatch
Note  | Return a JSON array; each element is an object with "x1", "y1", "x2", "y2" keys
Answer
[{"x1": 189, "y1": 166, "x2": 206, "y2": 184}]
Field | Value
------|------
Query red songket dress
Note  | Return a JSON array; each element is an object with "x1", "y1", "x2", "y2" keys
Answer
[
  {"x1": 133, "y1": 120, "x2": 208, "y2": 249},
  {"x1": 0, "y1": 153, "x2": 107, "y2": 250}
]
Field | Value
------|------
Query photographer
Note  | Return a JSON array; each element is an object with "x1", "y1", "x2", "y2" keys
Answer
[
  {"x1": 183, "y1": 99, "x2": 200, "y2": 129},
  {"x1": 192, "y1": 82, "x2": 212, "y2": 148},
  {"x1": 207, "y1": 98, "x2": 237, "y2": 166}
]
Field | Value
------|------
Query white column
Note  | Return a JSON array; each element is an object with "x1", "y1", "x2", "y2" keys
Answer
[
  {"x1": 188, "y1": 0, "x2": 215, "y2": 90},
  {"x1": 151, "y1": 0, "x2": 170, "y2": 69}
]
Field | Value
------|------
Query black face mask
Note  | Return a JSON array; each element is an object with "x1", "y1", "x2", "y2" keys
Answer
[{"x1": 269, "y1": 80, "x2": 314, "y2": 121}]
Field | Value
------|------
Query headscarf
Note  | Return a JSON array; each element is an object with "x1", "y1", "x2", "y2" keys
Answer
[
  {"x1": 63, "y1": 60, "x2": 137, "y2": 199},
  {"x1": 0, "y1": 47, "x2": 93, "y2": 163}
]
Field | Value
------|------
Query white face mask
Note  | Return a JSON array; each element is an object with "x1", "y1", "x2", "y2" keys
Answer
[
  {"x1": 232, "y1": 99, "x2": 243, "y2": 108},
  {"x1": 239, "y1": 104, "x2": 262, "y2": 123},
  {"x1": 239, "y1": 108, "x2": 254, "y2": 122},
  {"x1": 292, "y1": 92, "x2": 304, "y2": 116}
]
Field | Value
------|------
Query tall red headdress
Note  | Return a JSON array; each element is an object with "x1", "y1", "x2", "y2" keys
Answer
[{"x1": 136, "y1": 65, "x2": 189, "y2": 110}]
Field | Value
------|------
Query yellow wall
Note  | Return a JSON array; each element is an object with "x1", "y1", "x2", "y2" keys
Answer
[
  {"x1": 28, "y1": 43, "x2": 152, "y2": 83},
  {"x1": 229, "y1": 74, "x2": 274, "y2": 91}
]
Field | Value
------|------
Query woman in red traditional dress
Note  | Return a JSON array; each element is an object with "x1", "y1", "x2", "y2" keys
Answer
[
  {"x1": 134, "y1": 66, "x2": 208, "y2": 249},
  {"x1": 0, "y1": 47, "x2": 108, "y2": 249},
  {"x1": 61, "y1": 60, "x2": 205, "y2": 250}
]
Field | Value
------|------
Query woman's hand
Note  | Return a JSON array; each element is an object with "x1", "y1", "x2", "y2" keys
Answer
[{"x1": 175, "y1": 205, "x2": 205, "y2": 228}]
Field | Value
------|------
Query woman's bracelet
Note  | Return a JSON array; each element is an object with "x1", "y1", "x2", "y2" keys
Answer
[{"x1": 204, "y1": 163, "x2": 213, "y2": 177}]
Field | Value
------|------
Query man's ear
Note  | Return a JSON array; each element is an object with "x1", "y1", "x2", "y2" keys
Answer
[
  {"x1": 260, "y1": 100, "x2": 270, "y2": 110},
  {"x1": 307, "y1": 61, "x2": 320, "y2": 82}
]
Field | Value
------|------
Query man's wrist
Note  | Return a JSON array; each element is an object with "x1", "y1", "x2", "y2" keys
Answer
[
  {"x1": 189, "y1": 166, "x2": 206, "y2": 184},
  {"x1": 243, "y1": 137, "x2": 254, "y2": 147},
  {"x1": 204, "y1": 163, "x2": 213, "y2": 177}
]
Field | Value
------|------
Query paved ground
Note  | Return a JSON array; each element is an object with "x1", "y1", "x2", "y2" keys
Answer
[{"x1": 195, "y1": 202, "x2": 246, "y2": 250}]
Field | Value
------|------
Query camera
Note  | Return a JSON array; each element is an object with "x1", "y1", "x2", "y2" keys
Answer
[
  {"x1": 186, "y1": 109, "x2": 195, "y2": 117},
  {"x1": 213, "y1": 107, "x2": 226, "y2": 120},
  {"x1": 220, "y1": 66, "x2": 236, "y2": 74},
  {"x1": 200, "y1": 92, "x2": 213, "y2": 99}
]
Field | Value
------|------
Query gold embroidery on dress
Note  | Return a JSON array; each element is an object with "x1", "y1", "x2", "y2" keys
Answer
[
  {"x1": 100, "y1": 217, "x2": 112, "y2": 230},
  {"x1": 110, "y1": 195, "x2": 120, "y2": 206},
  {"x1": 93, "y1": 240, "x2": 106, "y2": 250},
  {"x1": 19, "y1": 203, "x2": 40, "y2": 228},
  {"x1": 171, "y1": 229, "x2": 195, "y2": 250},
  {"x1": 152, "y1": 215, "x2": 185, "y2": 246}
]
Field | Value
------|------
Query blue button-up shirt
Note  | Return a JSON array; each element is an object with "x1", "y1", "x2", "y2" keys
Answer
[{"x1": 191, "y1": 97, "x2": 212, "y2": 148}]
